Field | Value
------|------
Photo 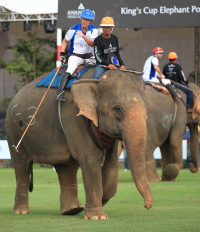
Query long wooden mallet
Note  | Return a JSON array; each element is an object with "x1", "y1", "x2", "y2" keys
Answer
[
  {"x1": 170, "y1": 79, "x2": 199, "y2": 95},
  {"x1": 100, "y1": 65, "x2": 142, "y2": 74},
  {"x1": 12, "y1": 64, "x2": 62, "y2": 153}
]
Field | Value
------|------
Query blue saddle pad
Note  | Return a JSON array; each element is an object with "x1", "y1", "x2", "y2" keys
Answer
[
  {"x1": 35, "y1": 65, "x2": 95, "y2": 88},
  {"x1": 145, "y1": 82, "x2": 162, "y2": 92}
]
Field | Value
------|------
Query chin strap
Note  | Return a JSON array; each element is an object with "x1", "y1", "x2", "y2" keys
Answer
[{"x1": 84, "y1": 117, "x2": 116, "y2": 167}]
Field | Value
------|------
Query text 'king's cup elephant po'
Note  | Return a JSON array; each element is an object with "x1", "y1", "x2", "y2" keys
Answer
[{"x1": 6, "y1": 68, "x2": 152, "y2": 219}]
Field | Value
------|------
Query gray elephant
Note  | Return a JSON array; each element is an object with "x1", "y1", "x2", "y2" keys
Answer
[
  {"x1": 6, "y1": 69, "x2": 152, "y2": 219},
  {"x1": 145, "y1": 83, "x2": 200, "y2": 182}
]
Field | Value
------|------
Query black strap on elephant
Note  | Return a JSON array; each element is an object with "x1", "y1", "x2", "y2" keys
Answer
[{"x1": 84, "y1": 117, "x2": 116, "y2": 167}]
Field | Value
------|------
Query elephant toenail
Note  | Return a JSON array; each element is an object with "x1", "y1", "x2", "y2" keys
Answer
[{"x1": 91, "y1": 216, "x2": 99, "y2": 220}]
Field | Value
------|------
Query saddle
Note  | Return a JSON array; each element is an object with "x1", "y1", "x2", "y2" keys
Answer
[
  {"x1": 35, "y1": 64, "x2": 95, "y2": 89},
  {"x1": 145, "y1": 82, "x2": 170, "y2": 95},
  {"x1": 59, "y1": 63, "x2": 92, "y2": 79}
]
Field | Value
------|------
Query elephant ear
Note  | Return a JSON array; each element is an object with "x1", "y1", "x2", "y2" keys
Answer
[{"x1": 71, "y1": 79, "x2": 99, "y2": 127}]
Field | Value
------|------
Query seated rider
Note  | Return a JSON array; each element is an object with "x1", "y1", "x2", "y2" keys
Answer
[
  {"x1": 142, "y1": 47, "x2": 180, "y2": 101},
  {"x1": 163, "y1": 52, "x2": 193, "y2": 112},
  {"x1": 93, "y1": 16, "x2": 126, "y2": 79},
  {"x1": 56, "y1": 9, "x2": 98, "y2": 101}
]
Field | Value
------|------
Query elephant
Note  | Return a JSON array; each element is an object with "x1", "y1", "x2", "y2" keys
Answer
[
  {"x1": 6, "y1": 68, "x2": 153, "y2": 219},
  {"x1": 144, "y1": 82, "x2": 200, "y2": 182}
]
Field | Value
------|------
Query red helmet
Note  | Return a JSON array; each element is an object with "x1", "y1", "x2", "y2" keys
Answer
[{"x1": 153, "y1": 47, "x2": 164, "y2": 54}]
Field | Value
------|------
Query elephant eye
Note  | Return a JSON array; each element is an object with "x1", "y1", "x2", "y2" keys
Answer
[{"x1": 112, "y1": 105, "x2": 124, "y2": 118}]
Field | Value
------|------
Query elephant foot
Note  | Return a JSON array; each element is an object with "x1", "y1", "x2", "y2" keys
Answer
[
  {"x1": 189, "y1": 163, "x2": 199, "y2": 173},
  {"x1": 61, "y1": 202, "x2": 84, "y2": 215},
  {"x1": 82, "y1": 210, "x2": 108, "y2": 220},
  {"x1": 161, "y1": 176, "x2": 176, "y2": 181},
  {"x1": 162, "y1": 163, "x2": 180, "y2": 181},
  {"x1": 146, "y1": 160, "x2": 160, "y2": 182},
  {"x1": 12, "y1": 205, "x2": 32, "y2": 214},
  {"x1": 147, "y1": 175, "x2": 161, "y2": 183}
]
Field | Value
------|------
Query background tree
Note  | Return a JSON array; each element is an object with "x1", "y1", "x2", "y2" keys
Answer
[{"x1": 1, "y1": 32, "x2": 56, "y2": 110}]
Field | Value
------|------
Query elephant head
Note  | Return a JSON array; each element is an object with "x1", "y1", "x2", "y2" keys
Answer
[
  {"x1": 186, "y1": 83, "x2": 200, "y2": 173},
  {"x1": 71, "y1": 70, "x2": 153, "y2": 209}
]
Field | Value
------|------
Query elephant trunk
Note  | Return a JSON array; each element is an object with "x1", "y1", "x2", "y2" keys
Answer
[
  {"x1": 188, "y1": 124, "x2": 199, "y2": 173},
  {"x1": 122, "y1": 105, "x2": 153, "y2": 210}
]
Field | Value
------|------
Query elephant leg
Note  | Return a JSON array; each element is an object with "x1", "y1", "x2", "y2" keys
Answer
[
  {"x1": 102, "y1": 145, "x2": 118, "y2": 207},
  {"x1": 81, "y1": 157, "x2": 108, "y2": 220},
  {"x1": 145, "y1": 146, "x2": 161, "y2": 182},
  {"x1": 54, "y1": 163, "x2": 84, "y2": 215},
  {"x1": 160, "y1": 139, "x2": 182, "y2": 181},
  {"x1": 12, "y1": 157, "x2": 33, "y2": 214}
]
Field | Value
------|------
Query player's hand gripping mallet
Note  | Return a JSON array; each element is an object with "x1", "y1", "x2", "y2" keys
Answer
[{"x1": 12, "y1": 64, "x2": 62, "y2": 153}]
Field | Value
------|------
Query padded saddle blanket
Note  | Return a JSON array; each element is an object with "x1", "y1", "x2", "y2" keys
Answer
[
  {"x1": 35, "y1": 64, "x2": 95, "y2": 88},
  {"x1": 145, "y1": 82, "x2": 169, "y2": 94}
]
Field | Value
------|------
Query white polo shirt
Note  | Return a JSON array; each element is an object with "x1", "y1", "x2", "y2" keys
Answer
[
  {"x1": 65, "y1": 23, "x2": 98, "y2": 54},
  {"x1": 142, "y1": 55, "x2": 159, "y2": 80}
]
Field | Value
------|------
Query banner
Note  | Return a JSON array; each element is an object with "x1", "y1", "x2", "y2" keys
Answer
[
  {"x1": 154, "y1": 140, "x2": 187, "y2": 160},
  {"x1": 58, "y1": 0, "x2": 200, "y2": 29},
  {"x1": 0, "y1": 140, "x2": 11, "y2": 159}
]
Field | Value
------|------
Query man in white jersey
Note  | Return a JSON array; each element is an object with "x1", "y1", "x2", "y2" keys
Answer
[
  {"x1": 142, "y1": 47, "x2": 180, "y2": 101},
  {"x1": 56, "y1": 9, "x2": 98, "y2": 101}
]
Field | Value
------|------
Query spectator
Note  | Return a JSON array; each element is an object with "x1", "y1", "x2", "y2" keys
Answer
[{"x1": 121, "y1": 141, "x2": 129, "y2": 171}]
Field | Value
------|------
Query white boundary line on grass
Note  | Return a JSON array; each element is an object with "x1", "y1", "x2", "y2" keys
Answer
[
  {"x1": 0, "y1": 184, "x2": 84, "y2": 187},
  {"x1": 0, "y1": 184, "x2": 200, "y2": 187}
]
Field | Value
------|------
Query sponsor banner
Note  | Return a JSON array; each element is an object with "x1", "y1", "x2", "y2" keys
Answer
[
  {"x1": 0, "y1": 140, "x2": 11, "y2": 159},
  {"x1": 0, "y1": 139, "x2": 187, "y2": 161},
  {"x1": 154, "y1": 140, "x2": 187, "y2": 160},
  {"x1": 58, "y1": 0, "x2": 200, "y2": 29},
  {"x1": 119, "y1": 140, "x2": 187, "y2": 160}
]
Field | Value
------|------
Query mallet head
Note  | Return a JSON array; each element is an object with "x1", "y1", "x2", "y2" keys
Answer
[{"x1": 12, "y1": 145, "x2": 19, "y2": 153}]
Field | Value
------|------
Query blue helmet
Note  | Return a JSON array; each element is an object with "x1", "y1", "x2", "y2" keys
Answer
[{"x1": 80, "y1": 9, "x2": 95, "y2": 20}]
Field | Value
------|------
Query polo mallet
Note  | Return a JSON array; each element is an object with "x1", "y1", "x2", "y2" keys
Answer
[
  {"x1": 12, "y1": 64, "x2": 62, "y2": 153},
  {"x1": 100, "y1": 65, "x2": 142, "y2": 75},
  {"x1": 170, "y1": 80, "x2": 199, "y2": 95}
]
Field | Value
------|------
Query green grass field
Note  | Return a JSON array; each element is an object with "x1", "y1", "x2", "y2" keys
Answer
[{"x1": 0, "y1": 163, "x2": 199, "y2": 232}]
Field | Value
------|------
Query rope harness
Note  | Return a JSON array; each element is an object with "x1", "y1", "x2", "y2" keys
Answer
[
  {"x1": 58, "y1": 102, "x2": 115, "y2": 167},
  {"x1": 84, "y1": 117, "x2": 116, "y2": 167}
]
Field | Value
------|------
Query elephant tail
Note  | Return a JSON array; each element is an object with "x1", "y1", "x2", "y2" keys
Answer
[{"x1": 29, "y1": 168, "x2": 33, "y2": 192}]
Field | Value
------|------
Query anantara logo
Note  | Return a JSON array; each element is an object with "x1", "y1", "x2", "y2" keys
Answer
[
  {"x1": 78, "y1": 3, "x2": 84, "y2": 10},
  {"x1": 67, "y1": 3, "x2": 85, "y2": 19}
]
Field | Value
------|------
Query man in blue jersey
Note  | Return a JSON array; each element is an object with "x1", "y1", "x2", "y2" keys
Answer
[
  {"x1": 142, "y1": 47, "x2": 180, "y2": 101},
  {"x1": 56, "y1": 9, "x2": 98, "y2": 101}
]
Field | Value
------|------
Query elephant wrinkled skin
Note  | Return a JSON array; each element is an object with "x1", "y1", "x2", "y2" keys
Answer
[
  {"x1": 6, "y1": 68, "x2": 152, "y2": 219},
  {"x1": 145, "y1": 83, "x2": 200, "y2": 182}
]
